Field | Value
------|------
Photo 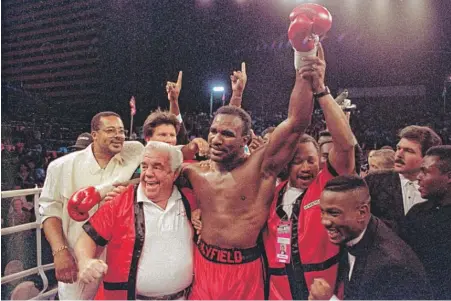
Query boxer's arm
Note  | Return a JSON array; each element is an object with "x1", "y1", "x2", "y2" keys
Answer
[{"x1": 261, "y1": 72, "x2": 313, "y2": 177}]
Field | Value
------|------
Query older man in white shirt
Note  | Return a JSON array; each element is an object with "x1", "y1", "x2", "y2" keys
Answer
[
  {"x1": 74, "y1": 141, "x2": 196, "y2": 300},
  {"x1": 39, "y1": 111, "x2": 143, "y2": 300}
]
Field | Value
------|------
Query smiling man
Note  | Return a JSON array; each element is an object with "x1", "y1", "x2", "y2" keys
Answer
[
  {"x1": 308, "y1": 175, "x2": 431, "y2": 300},
  {"x1": 183, "y1": 51, "x2": 316, "y2": 299},
  {"x1": 74, "y1": 141, "x2": 196, "y2": 300},
  {"x1": 40, "y1": 111, "x2": 144, "y2": 300},
  {"x1": 365, "y1": 125, "x2": 442, "y2": 234}
]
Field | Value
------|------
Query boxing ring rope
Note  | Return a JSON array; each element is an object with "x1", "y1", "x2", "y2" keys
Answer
[{"x1": 1, "y1": 187, "x2": 58, "y2": 300}]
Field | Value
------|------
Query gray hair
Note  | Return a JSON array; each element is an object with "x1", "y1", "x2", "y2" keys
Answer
[{"x1": 143, "y1": 141, "x2": 183, "y2": 172}]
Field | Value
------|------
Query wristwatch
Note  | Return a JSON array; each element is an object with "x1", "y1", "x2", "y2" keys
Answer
[{"x1": 313, "y1": 86, "x2": 330, "y2": 99}]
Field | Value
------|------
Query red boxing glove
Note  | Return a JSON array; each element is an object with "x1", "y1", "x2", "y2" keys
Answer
[
  {"x1": 288, "y1": 14, "x2": 317, "y2": 52},
  {"x1": 67, "y1": 186, "x2": 101, "y2": 222},
  {"x1": 288, "y1": 3, "x2": 332, "y2": 69},
  {"x1": 289, "y1": 3, "x2": 332, "y2": 36}
]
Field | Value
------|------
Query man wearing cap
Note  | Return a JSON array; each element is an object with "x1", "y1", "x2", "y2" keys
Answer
[
  {"x1": 68, "y1": 133, "x2": 93, "y2": 151},
  {"x1": 39, "y1": 112, "x2": 144, "y2": 300}
]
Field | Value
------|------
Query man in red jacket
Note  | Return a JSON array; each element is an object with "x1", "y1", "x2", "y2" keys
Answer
[
  {"x1": 263, "y1": 49, "x2": 356, "y2": 299},
  {"x1": 74, "y1": 141, "x2": 196, "y2": 300}
]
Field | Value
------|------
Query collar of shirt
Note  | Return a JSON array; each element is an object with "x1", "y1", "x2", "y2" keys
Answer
[
  {"x1": 346, "y1": 226, "x2": 367, "y2": 248},
  {"x1": 286, "y1": 182, "x2": 305, "y2": 197},
  {"x1": 137, "y1": 183, "x2": 181, "y2": 211},
  {"x1": 399, "y1": 173, "x2": 419, "y2": 188},
  {"x1": 87, "y1": 145, "x2": 124, "y2": 174}
]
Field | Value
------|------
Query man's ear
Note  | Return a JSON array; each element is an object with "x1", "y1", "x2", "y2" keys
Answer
[
  {"x1": 243, "y1": 134, "x2": 251, "y2": 147},
  {"x1": 357, "y1": 203, "x2": 370, "y2": 223},
  {"x1": 91, "y1": 131, "x2": 97, "y2": 140},
  {"x1": 173, "y1": 168, "x2": 181, "y2": 181}
]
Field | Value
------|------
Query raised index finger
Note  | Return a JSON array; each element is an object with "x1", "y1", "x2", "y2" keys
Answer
[
  {"x1": 241, "y1": 62, "x2": 246, "y2": 74},
  {"x1": 317, "y1": 43, "x2": 325, "y2": 61},
  {"x1": 177, "y1": 71, "x2": 183, "y2": 87}
]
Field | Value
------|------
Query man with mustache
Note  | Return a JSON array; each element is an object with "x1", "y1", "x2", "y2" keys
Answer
[
  {"x1": 402, "y1": 145, "x2": 451, "y2": 299},
  {"x1": 309, "y1": 175, "x2": 431, "y2": 300},
  {"x1": 263, "y1": 55, "x2": 356, "y2": 299},
  {"x1": 39, "y1": 111, "x2": 143, "y2": 300},
  {"x1": 365, "y1": 125, "x2": 442, "y2": 234}
]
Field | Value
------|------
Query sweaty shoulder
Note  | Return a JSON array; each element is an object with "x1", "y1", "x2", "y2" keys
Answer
[{"x1": 249, "y1": 144, "x2": 269, "y2": 172}]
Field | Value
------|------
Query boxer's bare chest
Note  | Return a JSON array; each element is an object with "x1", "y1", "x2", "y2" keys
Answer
[{"x1": 194, "y1": 164, "x2": 259, "y2": 210}]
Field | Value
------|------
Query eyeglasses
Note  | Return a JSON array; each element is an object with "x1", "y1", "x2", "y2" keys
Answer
[{"x1": 99, "y1": 127, "x2": 126, "y2": 137}]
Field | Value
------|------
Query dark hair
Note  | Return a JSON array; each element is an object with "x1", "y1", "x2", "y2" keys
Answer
[
  {"x1": 319, "y1": 130, "x2": 332, "y2": 138},
  {"x1": 262, "y1": 126, "x2": 276, "y2": 137},
  {"x1": 143, "y1": 109, "x2": 180, "y2": 139},
  {"x1": 398, "y1": 125, "x2": 442, "y2": 156},
  {"x1": 324, "y1": 175, "x2": 368, "y2": 193},
  {"x1": 425, "y1": 145, "x2": 451, "y2": 174},
  {"x1": 299, "y1": 134, "x2": 320, "y2": 153},
  {"x1": 214, "y1": 106, "x2": 252, "y2": 136},
  {"x1": 380, "y1": 145, "x2": 394, "y2": 151},
  {"x1": 318, "y1": 130, "x2": 333, "y2": 148},
  {"x1": 91, "y1": 111, "x2": 121, "y2": 132}
]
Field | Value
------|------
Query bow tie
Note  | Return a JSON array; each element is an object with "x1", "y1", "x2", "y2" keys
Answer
[{"x1": 343, "y1": 244, "x2": 359, "y2": 256}]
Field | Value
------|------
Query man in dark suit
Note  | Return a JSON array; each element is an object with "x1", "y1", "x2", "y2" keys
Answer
[
  {"x1": 402, "y1": 146, "x2": 451, "y2": 299},
  {"x1": 309, "y1": 175, "x2": 432, "y2": 300},
  {"x1": 365, "y1": 125, "x2": 442, "y2": 234}
]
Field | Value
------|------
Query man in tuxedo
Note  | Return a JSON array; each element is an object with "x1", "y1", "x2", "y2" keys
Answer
[
  {"x1": 365, "y1": 125, "x2": 442, "y2": 233},
  {"x1": 402, "y1": 145, "x2": 451, "y2": 299},
  {"x1": 309, "y1": 175, "x2": 432, "y2": 300}
]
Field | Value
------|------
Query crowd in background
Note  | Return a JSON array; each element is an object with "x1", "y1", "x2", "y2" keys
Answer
[{"x1": 1, "y1": 89, "x2": 451, "y2": 299}]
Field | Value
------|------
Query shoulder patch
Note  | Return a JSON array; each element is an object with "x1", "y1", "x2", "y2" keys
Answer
[{"x1": 303, "y1": 199, "x2": 320, "y2": 210}]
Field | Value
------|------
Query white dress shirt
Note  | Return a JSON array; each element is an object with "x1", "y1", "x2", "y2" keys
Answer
[
  {"x1": 38, "y1": 141, "x2": 143, "y2": 300},
  {"x1": 399, "y1": 174, "x2": 426, "y2": 214},
  {"x1": 282, "y1": 183, "x2": 305, "y2": 218},
  {"x1": 136, "y1": 184, "x2": 193, "y2": 297}
]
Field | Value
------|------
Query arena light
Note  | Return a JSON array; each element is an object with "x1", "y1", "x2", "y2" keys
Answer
[{"x1": 213, "y1": 86, "x2": 225, "y2": 92}]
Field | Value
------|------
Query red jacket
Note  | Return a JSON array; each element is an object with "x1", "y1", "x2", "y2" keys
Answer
[
  {"x1": 83, "y1": 184, "x2": 196, "y2": 300},
  {"x1": 263, "y1": 162, "x2": 342, "y2": 300}
]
